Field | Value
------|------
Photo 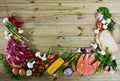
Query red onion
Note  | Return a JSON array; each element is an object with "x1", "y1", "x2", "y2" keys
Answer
[{"x1": 63, "y1": 68, "x2": 73, "y2": 76}]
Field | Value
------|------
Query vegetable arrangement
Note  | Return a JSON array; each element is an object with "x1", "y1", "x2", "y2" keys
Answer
[
  {"x1": 0, "y1": 7, "x2": 118, "y2": 80},
  {"x1": 95, "y1": 7, "x2": 115, "y2": 34}
]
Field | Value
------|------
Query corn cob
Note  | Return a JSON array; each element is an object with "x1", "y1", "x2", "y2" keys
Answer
[{"x1": 47, "y1": 58, "x2": 64, "y2": 74}]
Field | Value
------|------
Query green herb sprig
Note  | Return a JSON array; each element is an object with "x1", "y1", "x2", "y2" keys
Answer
[
  {"x1": 5, "y1": 22, "x2": 28, "y2": 42},
  {"x1": 96, "y1": 47, "x2": 117, "y2": 72}
]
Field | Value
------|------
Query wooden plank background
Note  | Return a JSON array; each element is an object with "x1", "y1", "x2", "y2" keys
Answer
[{"x1": 0, "y1": 0, "x2": 120, "y2": 81}]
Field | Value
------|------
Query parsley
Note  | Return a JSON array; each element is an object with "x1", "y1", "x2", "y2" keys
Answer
[
  {"x1": 97, "y1": 7, "x2": 115, "y2": 33},
  {"x1": 96, "y1": 48, "x2": 117, "y2": 71}
]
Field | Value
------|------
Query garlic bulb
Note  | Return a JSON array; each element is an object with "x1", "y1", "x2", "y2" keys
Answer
[{"x1": 3, "y1": 17, "x2": 9, "y2": 24}]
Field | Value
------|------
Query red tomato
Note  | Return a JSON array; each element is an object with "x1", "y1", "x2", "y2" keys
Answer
[{"x1": 104, "y1": 65, "x2": 110, "y2": 71}]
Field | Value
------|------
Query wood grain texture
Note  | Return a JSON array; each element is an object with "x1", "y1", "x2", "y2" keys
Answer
[{"x1": 0, "y1": 0, "x2": 120, "y2": 81}]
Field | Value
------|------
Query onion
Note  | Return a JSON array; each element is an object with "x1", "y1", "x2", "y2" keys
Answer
[
  {"x1": 12, "y1": 67, "x2": 19, "y2": 75},
  {"x1": 63, "y1": 68, "x2": 73, "y2": 76},
  {"x1": 19, "y1": 68, "x2": 26, "y2": 76}
]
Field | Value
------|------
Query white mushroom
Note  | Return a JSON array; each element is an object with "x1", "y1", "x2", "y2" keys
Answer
[
  {"x1": 2, "y1": 17, "x2": 9, "y2": 24},
  {"x1": 102, "y1": 19, "x2": 107, "y2": 24},
  {"x1": 77, "y1": 48, "x2": 81, "y2": 53},
  {"x1": 35, "y1": 52, "x2": 42, "y2": 59},
  {"x1": 35, "y1": 52, "x2": 47, "y2": 61},
  {"x1": 98, "y1": 50, "x2": 106, "y2": 55},
  {"x1": 26, "y1": 70, "x2": 32, "y2": 76},
  {"x1": 27, "y1": 61, "x2": 35, "y2": 69},
  {"x1": 90, "y1": 43, "x2": 98, "y2": 49},
  {"x1": 106, "y1": 18, "x2": 111, "y2": 24},
  {"x1": 103, "y1": 24, "x2": 108, "y2": 29},
  {"x1": 41, "y1": 53, "x2": 47, "y2": 61}
]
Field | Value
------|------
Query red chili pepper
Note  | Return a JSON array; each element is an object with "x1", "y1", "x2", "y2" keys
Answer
[{"x1": 9, "y1": 16, "x2": 24, "y2": 28}]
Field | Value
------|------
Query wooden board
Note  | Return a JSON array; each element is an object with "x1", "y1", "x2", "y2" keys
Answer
[{"x1": 0, "y1": 0, "x2": 120, "y2": 81}]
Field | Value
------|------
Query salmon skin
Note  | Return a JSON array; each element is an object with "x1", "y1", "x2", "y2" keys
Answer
[{"x1": 77, "y1": 54, "x2": 99, "y2": 76}]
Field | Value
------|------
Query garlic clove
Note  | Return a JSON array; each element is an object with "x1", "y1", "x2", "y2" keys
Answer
[
  {"x1": 26, "y1": 70, "x2": 32, "y2": 76},
  {"x1": 3, "y1": 17, "x2": 9, "y2": 24},
  {"x1": 18, "y1": 28, "x2": 24, "y2": 34}
]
